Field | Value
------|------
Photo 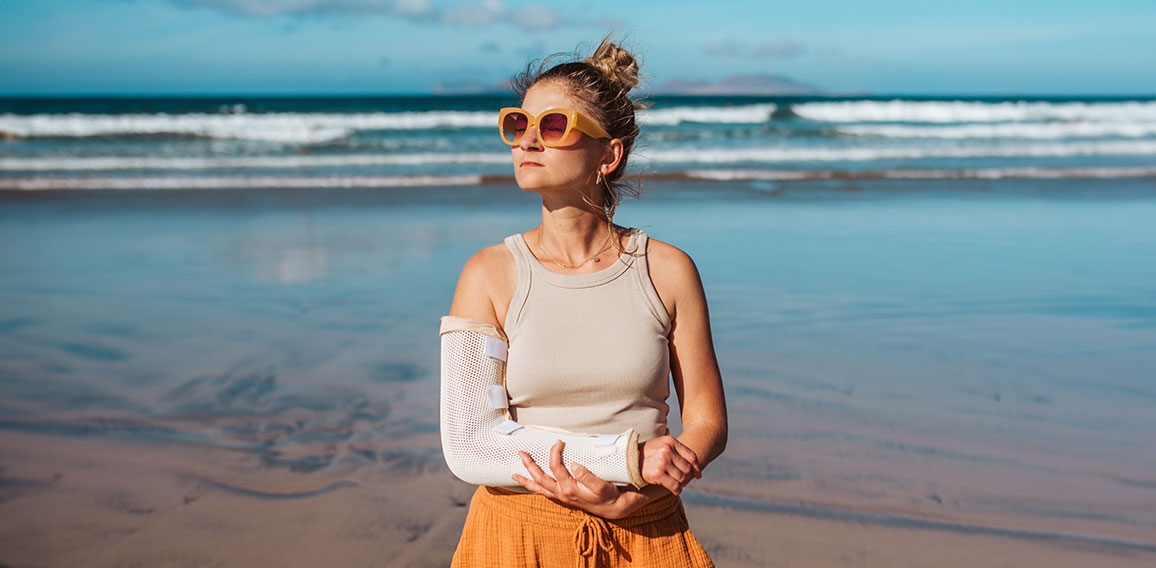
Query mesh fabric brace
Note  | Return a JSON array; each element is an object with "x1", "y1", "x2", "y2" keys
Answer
[{"x1": 439, "y1": 316, "x2": 644, "y2": 488}]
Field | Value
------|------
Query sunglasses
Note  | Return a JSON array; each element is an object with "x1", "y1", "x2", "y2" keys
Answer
[{"x1": 498, "y1": 107, "x2": 612, "y2": 148}]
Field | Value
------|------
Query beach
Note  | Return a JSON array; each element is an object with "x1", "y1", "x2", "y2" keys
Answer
[{"x1": 1, "y1": 176, "x2": 1154, "y2": 566}]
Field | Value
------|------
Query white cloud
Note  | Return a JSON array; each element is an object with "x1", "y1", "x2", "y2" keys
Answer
[
  {"x1": 178, "y1": 0, "x2": 424, "y2": 18},
  {"x1": 441, "y1": 0, "x2": 505, "y2": 27},
  {"x1": 390, "y1": 0, "x2": 437, "y2": 18},
  {"x1": 511, "y1": 4, "x2": 561, "y2": 31},
  {"x1": 705, "y1": 39, "x2": 808, "y2": 59},
  {"x1": 174, "y1": 0, "x2": 567, "y2": 30}
]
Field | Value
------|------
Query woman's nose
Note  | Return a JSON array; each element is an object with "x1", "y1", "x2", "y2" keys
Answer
[{"x1": 519, "y1": 126, "x2": 543, "y2": 150}]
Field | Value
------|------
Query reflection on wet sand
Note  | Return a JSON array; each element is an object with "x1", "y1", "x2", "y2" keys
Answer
[{"x1": 1, "y1": 180, "x2": 1155, "y2": 566}]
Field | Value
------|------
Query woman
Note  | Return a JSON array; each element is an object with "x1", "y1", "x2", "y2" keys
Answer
[{"x1": 442, "y1": 36, "x2": 727, "y2": 567}]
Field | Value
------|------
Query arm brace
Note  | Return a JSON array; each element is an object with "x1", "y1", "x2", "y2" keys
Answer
[{"x1": 439, "y1": 316, "x2": 644, "y2": 488}]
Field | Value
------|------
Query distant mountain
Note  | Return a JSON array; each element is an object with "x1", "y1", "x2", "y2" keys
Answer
[
  {"x1": 430, "y1": 79, "x2": 513, "y2": 95},
  {"x1": 429, "y1": 73, "x2": 822, "y2": 96},
  {"x1": 646, "y1": 74, "x2": 821, "y2": 95}
]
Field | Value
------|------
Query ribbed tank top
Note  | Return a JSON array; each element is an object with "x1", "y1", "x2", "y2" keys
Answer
[{"x1": 502, "y1": 229, "x2": 672, "y2": 442}]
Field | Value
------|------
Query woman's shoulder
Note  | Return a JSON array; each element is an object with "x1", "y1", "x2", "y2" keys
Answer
[
  {"x1": 459, "y1": 240, "x2": 517, "y2": 289},
  {"x1": 641, "y1": 234, "x2": 705, "y2": 319},
  {"x1": 643, "y1": 235, "x2": 698, "y2": 276},
  {"x1": 449, "y1": 240, "x2": 518, "y2": 328}
]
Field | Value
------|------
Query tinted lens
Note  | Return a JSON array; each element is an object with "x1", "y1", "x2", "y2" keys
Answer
[
  {"x1": 502, "y1": 112, "x2": 529, "y2": 144},
  {"x1": 538, "y1": 112, "x2": 570, "y2": 144}
]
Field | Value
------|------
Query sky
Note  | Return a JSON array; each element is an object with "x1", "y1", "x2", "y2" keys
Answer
[{"x1": 1, "y1": 0, "x2": 1154, "y2": 96}]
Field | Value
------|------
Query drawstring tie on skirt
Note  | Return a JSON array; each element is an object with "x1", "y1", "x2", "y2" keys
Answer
[
  {"x1": 572, "y1": 510, "x2": 613, "y2": 567},
  {"x1": 455, "y1": 487, "x2": 712, "y2": 567}
]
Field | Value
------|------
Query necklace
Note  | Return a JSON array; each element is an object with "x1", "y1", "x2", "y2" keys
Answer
[{"x1": 536, "y1": 226, "x2": 616, "y2": 270}]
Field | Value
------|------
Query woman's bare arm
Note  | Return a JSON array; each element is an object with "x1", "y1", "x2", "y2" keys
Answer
[
  {"x1": 448, "y1": 244, "x2": 514, "y2": 330},
  {"x1": 646, "y1": 240, "x2": 728, "y2": 480}
]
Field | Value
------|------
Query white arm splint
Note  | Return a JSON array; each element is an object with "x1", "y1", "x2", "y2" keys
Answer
[{"x1": 439, "y1": 316, "x2": 644, "y2": 488}]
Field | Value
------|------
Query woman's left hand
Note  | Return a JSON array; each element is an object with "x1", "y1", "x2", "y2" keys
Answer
[
  {"x1": 638, "y1": 435, "x2": 701, "y2": 495},
  {"x1": 512, "y1": 440, "x2": 654, "y2": 519}
]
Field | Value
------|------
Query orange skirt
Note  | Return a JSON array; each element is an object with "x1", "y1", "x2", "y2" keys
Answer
[{"x1": 451, "y1": 486, "x2": 714, "y2": 568}]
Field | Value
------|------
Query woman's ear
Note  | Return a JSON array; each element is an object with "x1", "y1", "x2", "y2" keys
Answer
[{"x1": 600, "y1": 138, "x2": 625, "y2": 177}]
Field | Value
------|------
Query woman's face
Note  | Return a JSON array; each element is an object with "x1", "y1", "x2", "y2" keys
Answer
[{"x1": 511, "y1": 81, "x2": 610, "y2": 196}]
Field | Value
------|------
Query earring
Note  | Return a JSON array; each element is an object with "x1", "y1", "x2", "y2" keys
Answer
[{"x1": 596, "y1": 171, "x2": 604, "y2": 185}]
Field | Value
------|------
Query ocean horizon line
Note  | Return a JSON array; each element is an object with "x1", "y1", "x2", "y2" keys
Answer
[{"x1": 2, "y1": 93, "x2": 1155, "y2": 101}]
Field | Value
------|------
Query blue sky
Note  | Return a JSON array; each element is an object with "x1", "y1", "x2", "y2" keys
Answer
[{"x1": 1, "y1": 0, "x2": 1153, "y2": 95}]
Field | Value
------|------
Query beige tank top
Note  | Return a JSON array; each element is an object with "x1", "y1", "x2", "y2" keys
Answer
[{"x1": 502, "y1": 229, "x2": 672, "y2": 442}]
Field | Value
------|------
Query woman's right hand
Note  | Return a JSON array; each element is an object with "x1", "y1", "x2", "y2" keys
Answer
[
  {"x1": 512, "y1": 441, "x2": 655, "y2": 519},
  {"x1": 638, "y1": 435, "x2": 702, "y2": 494}
]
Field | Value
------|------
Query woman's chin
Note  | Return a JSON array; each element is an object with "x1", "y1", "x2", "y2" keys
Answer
[
  {"x1": 514, "y1": 175, "x2": 554, "y2": 194},
  {"x1": 514, "y1": 174, "x2": 588, "y2": 195}
]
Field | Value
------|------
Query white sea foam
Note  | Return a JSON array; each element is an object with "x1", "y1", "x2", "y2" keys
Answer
[
  {"x1": 638, "y1": 140, "x2": 1156, "y2": 164},
  {"x1": 687, "y1": 167, "x2": 1156, "y2": 181},
  {"x1": 0, "y1": 106, "x2": 783, "y2": 142},
  {"x1": 793, "y1": 100, "x2": 1156, "y2": 124},
  {"x1": 6, "y1": 167, "x2": 1153, "y2": 191},
  {"x1": 0, "y1": 152, "x2": 512, "y2": 171},
  {"x1": 0, "y1": 111, "x2": 495, "y2": 142},
  {"x1": 0, "y1": 175, "x2": 484, "y2": 191},
  {"x1": 638, "y1": 104, "x2": 777, "y2": 126},
  {"x1": 5, "y1": 101, "x2": 1153, "y2": 143},
  {"x1": 5, "y1": 140, "x2": 1156, "y2": 172},
  {"x1": 838, "y1": 122, "x2": 1156, "y2": 139}
]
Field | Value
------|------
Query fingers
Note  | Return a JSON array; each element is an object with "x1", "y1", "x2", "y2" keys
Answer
[
  {"x1": 661, "y1": 437, "x2": 701, "y2": 478},
  {"x1": 547, "y1": 440, "x2": 574, "y2": 485},
  {"x1": 642, "y1": 449, "x2": 685, "y2": 495},
  {"x1": 518, "y1": 450, "x2": 558, "y2": 496},
  {"x1": 657, "y1": 475, "x2": 682, "y2": 495},
  {"x1": 547, "y1": 441, "x2": 594, "y2": 502},
  {"x1": 566, "y1": 461, "x2": 631, "y2": 518},
  {"x1": 668, "y1": 447, "x2": 699, "y2": 481},
  {"x1": 555, "y1": 445, "x2": 619, "y2": 501},
  {"x1": 514, "y1": 442, "x2": 581, "y2": 503},
  {"x1": 571, "y1": 463, "x2": 617, "y2": 500},
  {"x1": 640, "y1": 436, "x2": 704, "y2": 492},
  {"x1": 516, "y1": 444, "x2": 629, "y2": 517},
  {"x1": 512, "y1": 472, "x2": 555, "y2": 498},
  {"x1": 674, "y1": 443, "x2": 702, "y2": 478},
  {"x1": 519, "y1": 450, "x2": 549, "y2": 481},
  {"x1": 519, "y1": 442, "x2": 588, "y2": 499},
  {"x1": 665, "y1": 451, "x2": 693, "y2": 480}
]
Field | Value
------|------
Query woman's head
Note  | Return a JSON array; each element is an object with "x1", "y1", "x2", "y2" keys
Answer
[{"x1": 511, "y1": 35, "x2": 643, "y2": 220}]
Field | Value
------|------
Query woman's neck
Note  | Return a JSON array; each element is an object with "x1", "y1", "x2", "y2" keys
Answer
[{"x1": 536, "y1": 200, "x2": 618, "y2": 269}]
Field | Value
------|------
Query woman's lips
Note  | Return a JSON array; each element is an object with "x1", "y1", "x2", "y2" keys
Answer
[{"x1": 519, "y1": 161, "x2": 544, "y2": 168}]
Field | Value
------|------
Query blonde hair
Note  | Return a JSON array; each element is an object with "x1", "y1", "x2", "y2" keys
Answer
[{"x1": 512, "y1": 34, "x2": 645, "y2": 222}]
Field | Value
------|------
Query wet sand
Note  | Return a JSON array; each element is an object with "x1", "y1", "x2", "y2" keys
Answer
[
  {"x1": 3, "y1": 429, "x2": 1154, "y2": 567},
  {"x1": 2, "y1": 178, "x2": 1155, "y2": 566}
]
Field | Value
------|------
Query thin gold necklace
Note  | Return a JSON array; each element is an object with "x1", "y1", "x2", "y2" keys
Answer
[{"x1": 536, "y1": 225, "x2": 615, "y2": 270}]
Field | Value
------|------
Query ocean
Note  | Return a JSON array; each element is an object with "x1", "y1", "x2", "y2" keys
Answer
[
  {"x1": 1, "y1": 95, "x2": 1155, "y2": 565},
  {"x1": 3, "y1": 94, "x2": 1156, "y2": 190}
]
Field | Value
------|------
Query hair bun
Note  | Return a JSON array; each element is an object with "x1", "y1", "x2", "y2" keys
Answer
[{"x1": 583, "y1": 36, "x2": 641, "y2": 92}]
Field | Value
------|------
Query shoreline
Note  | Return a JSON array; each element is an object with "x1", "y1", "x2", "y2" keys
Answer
[
  {"x1": 3, "y1": 166, "x2": 1156, "y2": 192},
  {"x1": 2, "y1": 175, "x2": 1155, "y2": 208}
]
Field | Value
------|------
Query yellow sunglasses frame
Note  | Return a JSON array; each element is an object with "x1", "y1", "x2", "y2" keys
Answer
[{"x1": 498, "y1": 107, "x2": 612, "y2": 147}]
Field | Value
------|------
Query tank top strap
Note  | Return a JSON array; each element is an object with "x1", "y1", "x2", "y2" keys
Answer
[
  {"x1": 629, "y1": 230, "x2": 672, "y2": 332},
  {"x1": 503, "y1": 234, "x2": 534, "y2": 335}
]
